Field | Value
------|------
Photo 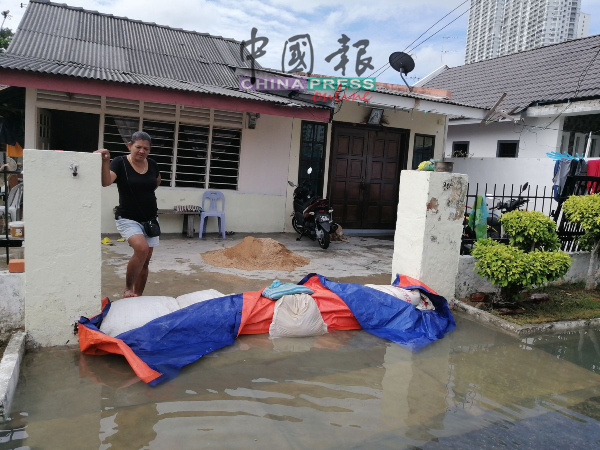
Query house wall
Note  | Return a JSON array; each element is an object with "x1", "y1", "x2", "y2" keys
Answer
[
  {"x1": 446, "y1": 118, "x2": 562, "y2": 158},
  {"x1": 102, "y1": 113, "x2": 295, "y2": 234},
  {"x1": 23, "y1": 87, "x2": 300, "y2": 234},
  {"x1": 282, "y1": 103, "x2": 446, "y2": 232},
  {"x1": 447, "y1": 157, "x2": 557, "y2": 193}
]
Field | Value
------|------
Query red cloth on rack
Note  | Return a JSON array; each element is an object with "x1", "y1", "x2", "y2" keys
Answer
[{"x1": 587, "y1": 160, "x2": 600, "y2": 193}]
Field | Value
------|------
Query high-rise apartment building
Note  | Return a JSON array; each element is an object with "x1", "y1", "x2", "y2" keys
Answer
[
  {"x1": 577, "y1": 12, "x2": 591, "y2": 38},
  {"x1": 465, "y1": 0, "x2": 590, "y2": 64}
]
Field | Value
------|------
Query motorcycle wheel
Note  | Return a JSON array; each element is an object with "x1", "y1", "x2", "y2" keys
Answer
[
  {"x1": 292, "y1": 217, "x2": 303, "y2": 235},
  {"x1": 317, "y1": 230, "x2": 330, "y2": 249}
]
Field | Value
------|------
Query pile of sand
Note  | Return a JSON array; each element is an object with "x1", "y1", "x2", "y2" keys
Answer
[{"x1": 202, "y1": 237, "x2": 310, "y2": 271}]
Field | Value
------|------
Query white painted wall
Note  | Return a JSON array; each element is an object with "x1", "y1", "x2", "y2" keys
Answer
[
  {"x1": 100, "y1": 113, "x2": 295, "y2": 234},
  {"x1": 238, "y1": 114, "x2": 293, "y2": 196},
  {"x1": 24, "y1": 149, "x2": 102, "y2": 347},
  {"x1": 392, "y1": 171, "x2": 468, "y2": 300},
  {"x1": 448, "y1": 157, "x2": 556, "y2": 193},
  {"x1": 101, "y1": 187, "x2": 286, "y2": 234},
  {"x1": 446, "y1": 117, "x2": 562, "y2": 159}
]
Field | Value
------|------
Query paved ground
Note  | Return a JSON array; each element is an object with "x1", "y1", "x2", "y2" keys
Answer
[{"x1": 101, "y1": 232, "x2": 395, "y2": 300}]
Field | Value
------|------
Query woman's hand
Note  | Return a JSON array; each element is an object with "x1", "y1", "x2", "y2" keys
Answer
[
  {"x1": 96, "y1": 149, "x2": 117, "y2": 187},
  {"x1": 95, "y1": 149, "x2": 111, "y2": 161}
]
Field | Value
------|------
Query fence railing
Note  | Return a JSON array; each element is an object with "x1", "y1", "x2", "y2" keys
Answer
[{"x1": 460, "y1": 176, "x2": 600, "y2": 255}]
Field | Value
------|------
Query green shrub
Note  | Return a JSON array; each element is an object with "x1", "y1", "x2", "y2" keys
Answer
[
  {"x1": 563, "y1": 194, "x2": 600, "y2": 289},
  {"x1": 472, "y1": 240, "x2": 571, "y2": 302},
  {"x1": 501, "y1": 210, "x2": 560, "y2": 252}
]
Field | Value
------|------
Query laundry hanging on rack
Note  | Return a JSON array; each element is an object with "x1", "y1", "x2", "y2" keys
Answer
[
  {"x1": 549, "y1": 151, "x2": 589, "y2": 199},
  {"x1": 587, "y1": 160, "x2": 600, "y2": 193}
]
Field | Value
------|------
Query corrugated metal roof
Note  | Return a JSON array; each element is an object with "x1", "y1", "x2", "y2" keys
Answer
[
  {"x1": 422, "y1": 34, "x2": 600, "y2": 113},
  {"x1": 373, "y1": 86, "x2": 483, "y2": 109},
  {"x1": 0, "y1": 52, "x2": 324, "y2": 109},
  {"x1": 1, "y1": 0, "x2": 325, "y2": 109}
]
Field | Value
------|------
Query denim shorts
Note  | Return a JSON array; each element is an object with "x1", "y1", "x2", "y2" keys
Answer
[{"x1": 115, "y1": 217, "x2": 159, "y2": 247}]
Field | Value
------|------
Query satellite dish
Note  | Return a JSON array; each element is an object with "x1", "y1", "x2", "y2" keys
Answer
[
  {"x1": 389, "y1": 52, "x2": 415, "y2": 75},
  {"x1": 389, "y1": 52, "x2": 416, "y2": 92}
]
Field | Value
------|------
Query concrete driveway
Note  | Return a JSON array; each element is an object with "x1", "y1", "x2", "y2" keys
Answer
[{"x1": 101, "y1": 233, "x2": 394, "y2": 300}]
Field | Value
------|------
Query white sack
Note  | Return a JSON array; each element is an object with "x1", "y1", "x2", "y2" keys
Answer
[
  {"x1": 176, "y1": 289, "x2": 225, "y2": 309},
  {"x1": 366, "y1": 285, "x2": 421, "y2": 306},
  {"x1": 99, "y1": 296, "x2": 180, "y2": 337},
  {"x1": 269, "y1": 293, "x2": 328, "y2": 338}
]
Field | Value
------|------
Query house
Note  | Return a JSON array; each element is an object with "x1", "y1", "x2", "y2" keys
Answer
[
  {"x1": 419, "y1": 34, "x2": 600, "y2": 161},
  {"x1": 0, "y1": 0, "x2": 486, "y2": 233}
]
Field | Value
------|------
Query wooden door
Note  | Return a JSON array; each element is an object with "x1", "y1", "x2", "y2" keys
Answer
[
  {"x1": 329, "y1": 124, "x2": 407, "y2": 229},
  {"x1": 329, "y1": 126, "x2": 369, "y2": 228},
  {"x1": 362, "y1": 129, "x2": 407, "y2": 229}
]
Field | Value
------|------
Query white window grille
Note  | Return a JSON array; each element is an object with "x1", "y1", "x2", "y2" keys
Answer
[
  {"x1": 100, "y1": 106, "x2": 243, "y2": 190},
  {"x1": 209, "y1": 127, "x2": 241, "y2": 190},
  {"x1": 175, "y1": 123, "x2": 209, "y2": 188},
  {"x1": 142, "y1": 118, "x2": 175, "y2": 187}
]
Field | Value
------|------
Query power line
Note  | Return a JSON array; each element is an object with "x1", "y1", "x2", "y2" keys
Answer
[
  {"x1": 544, "y1": 45, "x2": 600, "y2": 130},
  {"x1": 368, "y1": 0, "x2": 470, "y2": 80}
]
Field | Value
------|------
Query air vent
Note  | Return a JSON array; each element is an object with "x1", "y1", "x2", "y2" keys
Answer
[
  {"x1": 106, "y1": 97, "x2": 140, "y2": 116},
  {"x1": 36, "y1": 89, "x2": 101, "y2": 110},
  {"x1": 179, "y1": 105, "x2": 211, "y2": 124},
  {"x1": 213, "y1": 109, "x2": 243, "y2": 128},
  {"x1": 143, "y1": 101, "x2": 177, "y2": 118}
]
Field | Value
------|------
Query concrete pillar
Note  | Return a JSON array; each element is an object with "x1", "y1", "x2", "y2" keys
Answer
[
  {"x1": 392, "y1": 170, "x2": 468, "y2": 300},
  {"x1": 24, "y1": 88, "x2": 36, "y2": 150},
  {"x1": 24, "y1": 149, "x2": 102, "y2": 346}
]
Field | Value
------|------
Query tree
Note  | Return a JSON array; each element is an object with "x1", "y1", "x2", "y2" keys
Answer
[
  {"x1": 0, "y1": 27, "x2": 13, "y2": 50},
  {"x1": 471, "y1": 211, "x2": 571, "y2": 303},
  {"x1": 562, "y1": 194, "x2": 600, "y2": 290}
]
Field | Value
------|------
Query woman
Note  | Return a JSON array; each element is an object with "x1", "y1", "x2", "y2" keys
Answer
[{"x1": 95, "y1": 131, "x2": 161, "y2": 298}]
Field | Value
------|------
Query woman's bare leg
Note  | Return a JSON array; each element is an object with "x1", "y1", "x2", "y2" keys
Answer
[
  {"x1": 124, "y1": 235, "x2": 149, "y2": 298},
  {"x1": 134, "y1": 248, "x2": 153, "y2": 296}
]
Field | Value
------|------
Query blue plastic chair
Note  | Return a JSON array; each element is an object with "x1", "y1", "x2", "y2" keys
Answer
[{"x1": 198, "y1": 191, "x2": 226, "y2": 239}]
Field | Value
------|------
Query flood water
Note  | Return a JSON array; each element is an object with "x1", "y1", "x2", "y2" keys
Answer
[{"x1": 1, "y1": 315, "x2": 600, "y2": 449}]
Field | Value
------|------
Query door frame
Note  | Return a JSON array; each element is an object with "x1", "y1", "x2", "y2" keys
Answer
[{"x1": 327, "y1": 121, "x2": 410, "y2": 228}]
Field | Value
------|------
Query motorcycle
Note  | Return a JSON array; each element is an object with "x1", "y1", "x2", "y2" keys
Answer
[
  {"x1": 288, "y1": 168, "x2": 338, "y2": 250},
  {"x1": 462, "y1": 182, "x2": 529, "y2": 252},
  {"x1": 485, "y1": 182, "x2": 530, "y2": 239}
]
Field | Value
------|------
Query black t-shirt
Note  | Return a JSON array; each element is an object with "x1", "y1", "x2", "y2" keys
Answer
[{"x1": 110, "y1": 156, "x2": 159, "y2": 222}]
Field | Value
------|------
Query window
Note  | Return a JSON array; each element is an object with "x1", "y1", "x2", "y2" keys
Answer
[
  {"x1": 209, "y1": 127, "x2": 241, "y2": 190},
  {"x1": 176, "y1": 123, "x2": 209, "y2": 188},
  {"x1": 103, "y1": 106, "x2": 243, "y2": 190},
  {"x1": 452, "y1": 141, "x2": 470, "y2": 157},
  {"x1": 497, "y1": 140, "x2": 519, "y2": 157},
  {"x1": 298, "y1": 121, "x2": 327, "y2": 196},
  {"x1": 143, "y1": 119, "x2": 175, "y2": 187},
  {"x1": 412, "y1": 134, "x2": 435, "y2": 169}
]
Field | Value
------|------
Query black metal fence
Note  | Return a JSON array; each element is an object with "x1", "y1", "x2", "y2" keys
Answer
[{"x1": 461, "y1": 176, "x2": 600, "y2": 255}]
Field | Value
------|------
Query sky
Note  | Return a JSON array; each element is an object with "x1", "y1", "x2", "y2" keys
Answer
[{"x1": 2, "y1": 0, "x2": 600, "y2": 84}]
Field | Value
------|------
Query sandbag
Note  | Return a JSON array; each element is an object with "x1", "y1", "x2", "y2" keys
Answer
[
  {"x1": 366, "y1": 285, "x2": 421, "y2": 306},
  {"x1": 269, "y1": 293, "x2": 328, "y2": 338},
  {"x1": 176, "y1": 289, "x2": 225, "y2": 309},
  {"x1": 100, "y1": 296, "x2": 180, "y2": 337}
]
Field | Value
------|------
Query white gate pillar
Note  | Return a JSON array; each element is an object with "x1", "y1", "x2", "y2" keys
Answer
[
  {"x1": 24, "y1": 149, "x2": 102, "y2": 346},
  {"x1": 392, "y1": 171, "x2": 468, "y2": 300}
]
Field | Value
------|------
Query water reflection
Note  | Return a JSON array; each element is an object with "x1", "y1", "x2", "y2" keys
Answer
[{"x1": 1, "y1": 317, "x2": 600, "y2": 449}]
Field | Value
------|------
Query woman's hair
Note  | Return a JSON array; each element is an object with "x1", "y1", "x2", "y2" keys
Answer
[{"x1": 130, "y1": 131, "x2": 152, "y2": 145}]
